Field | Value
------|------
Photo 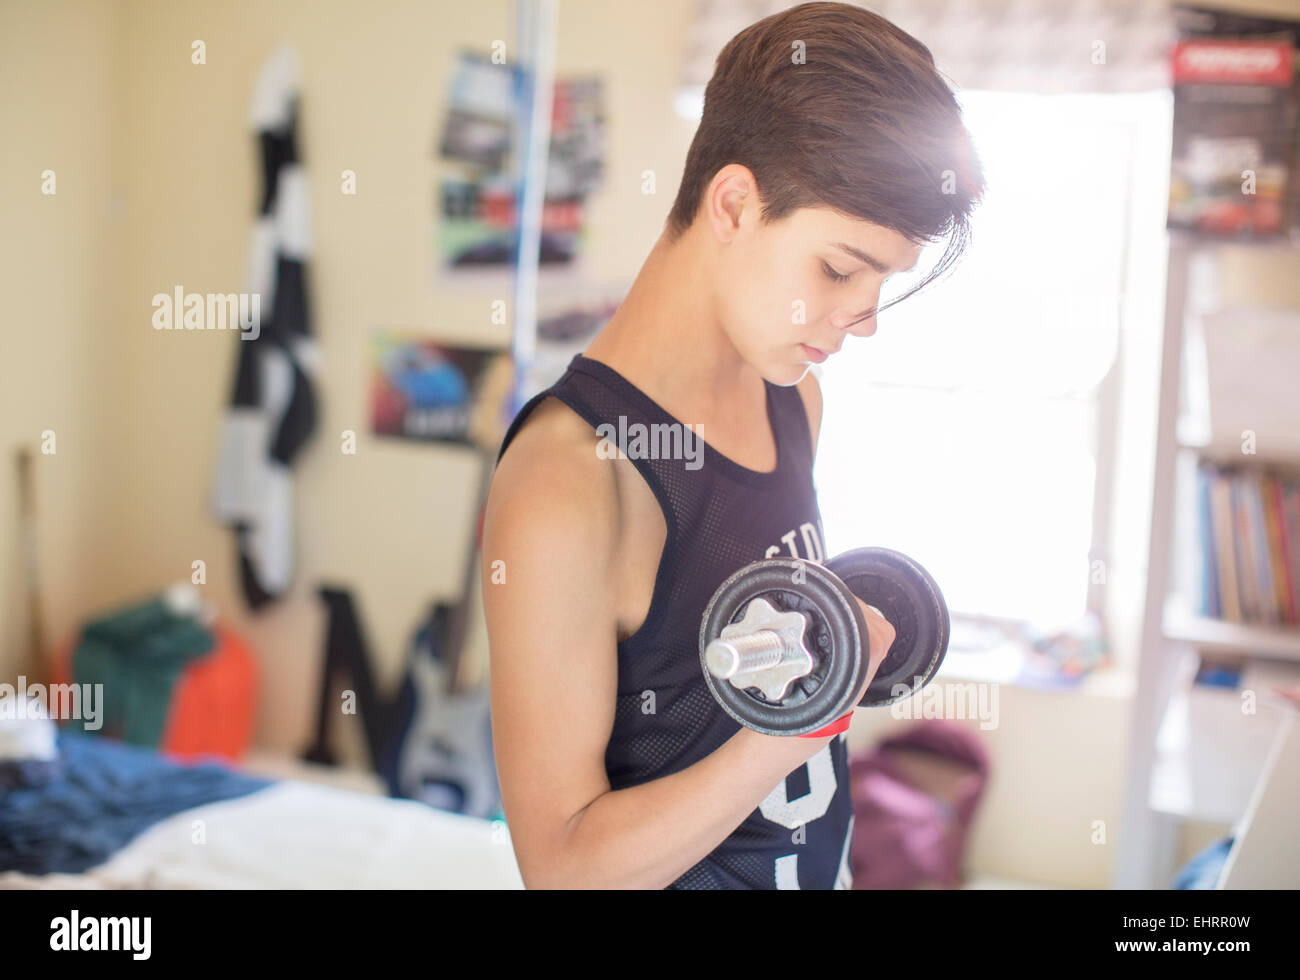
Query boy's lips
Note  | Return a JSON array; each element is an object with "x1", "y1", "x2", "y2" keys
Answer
[{"x1": 800, "y1": 343, "x2": 838, "y2": 362}]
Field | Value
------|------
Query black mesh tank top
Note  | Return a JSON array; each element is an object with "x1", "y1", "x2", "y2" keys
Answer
[{"x1": 495, "y1": 353, "x2": 854, "y2": 889}]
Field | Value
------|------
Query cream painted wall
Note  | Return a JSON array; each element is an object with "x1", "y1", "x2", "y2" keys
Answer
[{"x1": 0, "y1": 0, "x2": 131, "y2": 686}]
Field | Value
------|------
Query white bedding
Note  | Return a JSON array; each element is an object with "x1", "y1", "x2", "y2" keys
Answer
[{"x1": 0, "y1": 780, "x2": 524, "y2": 890}]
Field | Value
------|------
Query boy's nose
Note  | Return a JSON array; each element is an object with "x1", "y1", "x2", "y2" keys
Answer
[
  {"x1": 836, "y1": 311, "x2": 876, "y2": 338},
  {"x1": 849, "y1": 316, "x2": 877, "y2": 338}
]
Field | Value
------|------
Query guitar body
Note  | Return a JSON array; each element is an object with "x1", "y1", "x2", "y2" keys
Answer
[{"x1": 380, "y1": 603, "x2": 500, "y2": 819}]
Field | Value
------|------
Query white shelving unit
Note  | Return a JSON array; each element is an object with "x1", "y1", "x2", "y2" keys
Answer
[{"x1": 1114, "y1": 231, "x2": 1300, "y2": 889}]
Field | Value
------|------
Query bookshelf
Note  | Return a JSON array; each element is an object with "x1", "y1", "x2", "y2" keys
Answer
[
  {"x1": 1148, "y1": 644, "x2": 1299, "y2": 824},
  {"x1": 1114, "y1": 230, "x2": 1300, "y2": 888},
  {"x1": 1163, "y1": 602, "x2": 1300, "y2": 662}
]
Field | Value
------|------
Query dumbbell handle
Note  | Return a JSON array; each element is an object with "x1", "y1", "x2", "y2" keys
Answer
[
  {"x1": 705, "y1": 630, "x2": 787, "y2": 679},
  {"x1": 706, "y1": 602, "x2": 887, "y2": 682}
]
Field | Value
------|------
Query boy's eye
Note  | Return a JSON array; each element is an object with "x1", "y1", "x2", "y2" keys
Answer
[{"x1": 822, "y1": 262, "x2": 851, "y2": 284}]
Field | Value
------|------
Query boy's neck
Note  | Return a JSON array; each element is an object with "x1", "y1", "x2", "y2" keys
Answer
[{"x1": 583, "y1": 225, "x2": 766, "y2": 424}]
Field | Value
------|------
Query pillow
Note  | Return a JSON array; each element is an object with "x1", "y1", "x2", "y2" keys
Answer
[{"x1": 0, "y1": 694, "x2": 62, "y2": 789}]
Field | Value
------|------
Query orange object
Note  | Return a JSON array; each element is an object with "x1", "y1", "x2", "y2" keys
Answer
[
  {"x1": 799, "y1": 711, "x2": 853, "y2": 739},
  {"x1": 51, "y1": 623, "x2": 258, "y2": 763},
  {"x1": 159, "y1": 625, "x2": 258, "y2": 763}
]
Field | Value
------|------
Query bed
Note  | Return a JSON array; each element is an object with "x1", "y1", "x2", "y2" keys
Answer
[{"x1": 0, "y1": 729, "x2": 524, "y2": 890}]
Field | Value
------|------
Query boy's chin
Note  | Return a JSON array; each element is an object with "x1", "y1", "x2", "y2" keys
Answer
[
  {"x1": 762, "y1": 360, "x2": 813, "y2": 387},
  {"x1": 736, "y1": 345, "x2": 811, "y2": 387}
]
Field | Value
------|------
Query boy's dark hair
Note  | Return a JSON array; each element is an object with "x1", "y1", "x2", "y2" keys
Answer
[{"x1": 666, "y1": 1, "x2": 986, "y2": 318}]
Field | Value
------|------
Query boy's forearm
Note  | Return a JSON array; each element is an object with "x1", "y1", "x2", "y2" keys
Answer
[{"x1": 538, "y1": 727, "x2": 833, "y2": 889}]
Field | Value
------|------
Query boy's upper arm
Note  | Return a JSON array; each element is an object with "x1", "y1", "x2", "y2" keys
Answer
[
  {"x1": 480, "y1": 403, "x2": 622, "y2": 884},
  {"x1": 797, "y1": 367, "x2": 824, "y2": 460}
]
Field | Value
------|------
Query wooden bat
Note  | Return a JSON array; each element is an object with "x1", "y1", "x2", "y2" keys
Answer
[{"x1": 14, "y1": 447, "x2": 47, "y2": 684}]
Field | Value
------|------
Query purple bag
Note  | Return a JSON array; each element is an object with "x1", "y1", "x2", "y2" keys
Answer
[{"x1": 848, "y1": 720, "x2": 990, "y2": 889}]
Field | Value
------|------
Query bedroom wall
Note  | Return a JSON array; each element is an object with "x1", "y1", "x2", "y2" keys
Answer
[{"x1": 0, "y1": 0, "x2": 130, "y2": 687}]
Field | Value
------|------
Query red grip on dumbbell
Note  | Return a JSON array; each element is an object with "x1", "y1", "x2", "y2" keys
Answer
[{"x1": 797, "y1": 711, "x2": 853, "y2": 739}]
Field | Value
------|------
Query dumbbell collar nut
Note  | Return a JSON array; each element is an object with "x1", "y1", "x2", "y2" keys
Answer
[{"x1": 703, "y1": 597, "x2": 814, "y2": 702}]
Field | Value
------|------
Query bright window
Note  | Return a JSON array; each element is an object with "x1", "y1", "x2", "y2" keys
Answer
[{"x1": 815, "y1": 90, "x2": 1171, "y2": 630}]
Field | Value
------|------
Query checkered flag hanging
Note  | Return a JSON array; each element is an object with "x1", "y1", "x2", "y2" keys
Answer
[{"x1": 212, "y1": 44, "x2": 320, "y2": 610}]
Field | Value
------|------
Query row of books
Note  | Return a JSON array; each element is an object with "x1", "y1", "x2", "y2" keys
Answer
[{"x1": 1197, "y1": 463, "x2": 1300, "y2": 626}]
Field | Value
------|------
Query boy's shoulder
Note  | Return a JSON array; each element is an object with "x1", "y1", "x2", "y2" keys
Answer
[
  {"x1": 487, "y1": 394, "x2": 621, "y2": 549},
  {"x1": 494, "y1": 394, "x2": 611, "y2": 491},
  {"x1": 505, "y1": 392, "x2": 598, "y2": 455}
]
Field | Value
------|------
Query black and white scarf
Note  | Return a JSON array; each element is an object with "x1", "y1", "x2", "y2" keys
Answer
[{"x1": 212, "y1": 44, "x2": 319, "y2": 609}]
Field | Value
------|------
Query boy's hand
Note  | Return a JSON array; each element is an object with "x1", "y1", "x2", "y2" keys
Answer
[
  {"x1": 801, "y1": 597, "x2": 897, "y2": 739},
  {"x1": 854, "y1": 597, "x2": 897, "y2": 702}
]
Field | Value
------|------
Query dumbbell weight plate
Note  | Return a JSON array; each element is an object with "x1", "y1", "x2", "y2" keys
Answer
[
  {"x1": 699, "y1": 558, "x2": 870, "y2": 736},
  {"x1": 825, "y1": 547, "x2": 949, "y2": 707}
]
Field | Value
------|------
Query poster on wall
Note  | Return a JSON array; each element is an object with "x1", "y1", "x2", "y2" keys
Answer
[
  {"x1": 369, "y1": 330, "x2": 515, "y2": 449},
  {"x1": 523, "y1": 283, "x2": 627, "y2": 400},
  {"x1": 434, "y1": 50, "x2": 606, "y2": 275},
  {"x1": 1169, "y1": 5, "x2": 1300, "y2": 241},
  {"x1": 1167, "y1": 36, "x2": 1295, "y2": 239}
]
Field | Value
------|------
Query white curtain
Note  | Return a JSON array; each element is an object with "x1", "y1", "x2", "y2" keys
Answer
[{"x1": 681, "y1": 0, "x2": 1177, "y2": 95}]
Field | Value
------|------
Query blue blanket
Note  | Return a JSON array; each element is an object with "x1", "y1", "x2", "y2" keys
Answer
[{"x1": 0, "y1": 731, "x2": 272, "y2": 875}]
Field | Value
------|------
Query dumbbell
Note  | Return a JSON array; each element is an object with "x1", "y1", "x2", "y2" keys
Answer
[{"x1": 698, "y1": 548, "x2": 949, "y2": 737}]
